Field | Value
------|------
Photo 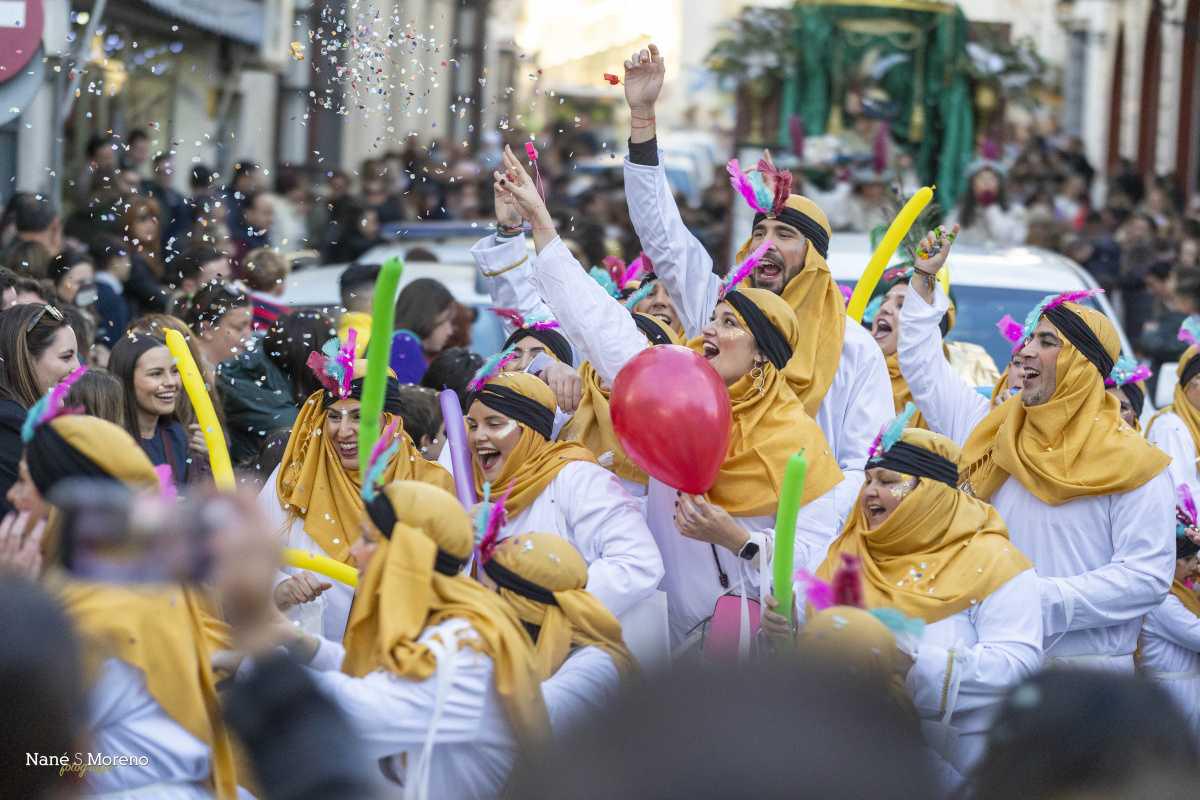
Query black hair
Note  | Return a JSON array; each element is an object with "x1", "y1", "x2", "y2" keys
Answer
[
  {"x1": 85, "y1": 133, "x2": 114, "y2": 158},
  {"x1": 338, "y1": 262, "x2": 380, "y2": 310},
  {"x1": 233, "y1": 160, "x2": 261, "y2": 180},
  {"x1": 0, "y1": 578, "x2": 86, "y2": 800},
  {"x1": 394, "y1": 385, "x2": 443, "y2": 449},
  {"x1": 1149, "y1": 260, "x2": 1174, "y2": 281},
  {"x1": 174, "y1": 244, "x2": 227, "y2": 284},
  {"x1": 968, "y1": 670, "x2": 1199, "y2": 800},
  {"x1": 10, "y1": 193, "x2": 57, "y2": 233},
  {"x1": 958, "y1": 166, "x2": 1010, "y2": 230},
  {"x1": 421, "y1": 346, "x2": 484, "y2": 411},
  {"x1": 0, "y1": 303, "x2": 75, "y2": 408},
  {"x1": 190, "y1": 163, "x2": 215, "y2": 191},
  {"x1": 262, "y1": 310, "x2": 337, "y2": 402},
  {"x1": 127, "y1": 128, "x2": 150, "y2": 145},
  {"x1": 88, "y1": 234, "x2": 129, "y2": 270},
  {"x1": 275, "y1": 168, "x2": 305, "y2": 196},
  {"x1": 394, "y1": 277, "x2": 454, "y2": 340},
  {"x1": 47, "y1": 251, "x2": 92, "y2": 287},
  {"x1": 179, "y1": 280, "x2": 250, "y2": 331}
]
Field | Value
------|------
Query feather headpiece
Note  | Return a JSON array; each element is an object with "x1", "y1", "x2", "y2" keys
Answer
[
  {"x1": 623, "y1": 279, "x2": 657, "y2": 311},
  {"x1": 467, "y1": 346, "x2": 518, "y2": 392},
  {"x1": 1021, "y1": 289, "x2": 1103, "y2": 339},
  {"x1": 21, "y1": 365, "x2": 88, "y2": 443},
  {"x1": 726, "y1": 158, "x2": 771, "y2": 214},
  {"x1": 862, "y1": 295, "x2": 885, "y2": 326},
  {"x1": 719, "y1": 240, "x2": 772, "y2": 299},
  {"x1": 755, "y1": 151, "x2": 794, "y2": 215},
  {"x1": 475, "y1": 481, "x2": 515, "y2": 564},
  {"x1": 867, "y1": 402, "x2": 918, "y2": 459},
  {"x1": 588, "y1": 267, "x2": 621, "y2": 299},
  {"x1": 154, "y1": 464, "x2": 178, "y2": 503},
  {"x1": 360, "y1": 419, "x2": 400, "y2": 502},
  {"x1": 488, "y1": 307, "x2": 560, "y2": 332},
  {"x1": 1105, "y1": 356, "x2": 1152, "y2": 388},
  {"x1": 996, "y1": 313, "x2": 1025, "y2": 354},
  {"x1": 306, "y1": 331, "x2": 357, "y2": 399},
  {"x1": 794, "y1": 556, "x2": 925, "y2": 640},
  {"x1": 1178, "y1": 315, "x2": 1200, "y2": 347}
]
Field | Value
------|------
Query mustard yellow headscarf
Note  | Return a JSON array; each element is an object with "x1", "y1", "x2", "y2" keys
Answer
[
  {"x1": 55, "y1": 578, "x2": 239, "y2": 799},
  {"x1": 470, "y1": 372, "x2": 597, "y2": 517},
  {"x1": 341, "y1": 481, "x2": 548, "y2": 746},
  {"x1": 818, "y1": 429, "x2": 1032, "y2": 624},
  {"x1": 960, "y1": 302, "x2": 1168, "y2": 505},
  {"x1": 801, "y1": 606, "x2": 916, "y2": 716},
  {"x1": 1147, "y1": 347, "x2": 1200, "y2": 452},
  {"x1": 693, "y1": 287, "x2": 843, "y2": 517},
  {"x1": 561, "y1": 315, "x2": 682, "y2": 485},
  {"x1": 487, "y1": 532, "x2": 635, "y2": 681},
  {"x1": 735, "y1": 195, "x2": 845, "y2": 417},
  {"x1": 275, "y1": 390, "x2": 453, "y2": 563}
]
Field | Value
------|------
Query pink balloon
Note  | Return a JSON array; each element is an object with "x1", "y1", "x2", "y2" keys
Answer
[{"x1": 611, "y1": 345, "x2": 731, "y2": 493}]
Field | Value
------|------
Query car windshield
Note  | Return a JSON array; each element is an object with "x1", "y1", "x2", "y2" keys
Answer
[{"x1": 836, "y1": 283, "x2": 1101, "y2": 376}]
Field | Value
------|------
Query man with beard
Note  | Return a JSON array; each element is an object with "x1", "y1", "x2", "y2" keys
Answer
[{"x1": 621, "y1": 45, "x2": 891, "y2": 525}]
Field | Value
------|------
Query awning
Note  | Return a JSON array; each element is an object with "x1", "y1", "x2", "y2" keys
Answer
[{"x1": 141, "y1": 0, "x2": 265, "y2": 46}]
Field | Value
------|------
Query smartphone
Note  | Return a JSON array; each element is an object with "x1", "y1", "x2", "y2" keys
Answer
[{"x1": 50, "y1": 479, "x2": 214, "y2": 584}]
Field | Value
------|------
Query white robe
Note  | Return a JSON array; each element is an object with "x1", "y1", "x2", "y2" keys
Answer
[
  {"x1": 305, "y1": 618, "x2": 518, "y2": 800},
  {"x1": 623, "y1": 158, "x2": 892, "y2": 527},
  {"x1": 541, "y1": 645, "x2": 621, "y2": 736},
  {"x1": 1147, "y1": 411, "x2": 1200, "y2": 503},
  {"x1": 898, "y1": 285, "x2": 1176, "y2": 664},
  {"x1": 531, "y1": 236, "x2": 841, "y2": 646},
  {"x1": 257, "y1": 466, "x2": 357, "y2": 642},
  {"x1": 84, "y1": 658, "x2": 213, "y2": 798},
  {"x1": 1138, "y1": 593, "x2": 1200, "y2": 737}
]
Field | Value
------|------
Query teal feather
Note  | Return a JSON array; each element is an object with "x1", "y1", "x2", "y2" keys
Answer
[
  {"x1": 862, "y1": 295, "x2": 884, "y2": 326},
  {"x1": 1179, "y1": 315, "x2": 1200, "y2": 347},
  {"x1": 880, "y1": 402, "x2": 917, "y2": 453},
  {"x1": 361, "y1": 439, "x2": 398, "y2": 501},
  {"x1": 589, "y1": 267, "x2": 620, "y2": 298},
  {"x1": 748, "y1": 171, "x2": 773, "y2": 212},
  {"x1": 474, "y1": 482, "x2": 493, "y2": 543},
  {"x1": 869, "y1": 607, "x2": 926, "y2": 639},
  {"x1": 623, "y1": 280, "x2": 657, "y2": 310},
  {"x1": 20, "y1": 395, "x2": 49, "y2": 443}
]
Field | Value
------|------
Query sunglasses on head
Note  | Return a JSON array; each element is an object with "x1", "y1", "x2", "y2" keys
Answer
[{"x1": 25, "y1": 304, "x2": 64, "y2": 334}]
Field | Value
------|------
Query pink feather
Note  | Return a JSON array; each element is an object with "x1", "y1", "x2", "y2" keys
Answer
[
  {"x1": 996, "y1": 314, "x2": 1024, "y2": 344},
  {"x1": 467, "y1": 349, "x2": 518, "y2": 391},
  {"x1": 368, "y1": 419, "x2": 399, "y2": 467},
  {"x1": 794, "y1": 570, "x2": 834, "y2": 611},
  {"x1": 1179, "y1": 485, "x2": 1198, "y2": 526},
  {"x1": 839, "y1": 283, "x2": 853, "y2": 305},
  {"x1": 528, "y1": 319, "x2": 560, "y2": 331},
  {"x1": 1042, "y1": 288, "x2": 1103, "y2": 313},
  {"x1": 719, "y1": 240, "x2": 772, "y2": 298},
  {"x1": 489, "y1": 307, "x2": 526, "y2": 329},
  {"x1": 39, "y1": 365, "x2": 88, "y2": 426},
  {"x1": 602, "y1": 256, "x2": 627, "y2": 287},
  {"x1": 477, "y1": 482, "x2": 515, "y2": 564},
  {"x1": 336, "y1": 329, "x2": 356, "y2": 398},
  {"x1": 727, "y1": 158, "x2": 768, "y2": 214},
  {"x1": 756, "y1": 153, "x2": 794, "y2": 214},
  {"x1": 832, "y1": 554, "x2": 864, "y2": 608},
  {"x1": 622, "y1": 253, "x2": 650, "y2": 286},
  {"x1": 155, "y1": 464, "x2": 177, "y2": 502}
]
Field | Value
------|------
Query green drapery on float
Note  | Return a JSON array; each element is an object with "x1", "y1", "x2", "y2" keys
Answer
[{"x1": 779, "y1": 1, "x2": 974, "y2": 209}]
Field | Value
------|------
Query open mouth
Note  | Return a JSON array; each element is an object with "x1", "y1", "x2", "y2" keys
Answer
[
  {"x1": 755, "y1": 258, "x2": 783, "y2": 283},
  {"x1": 1023, "y1": 366, "x2": 1040, "y2": 382},
  {"x1": 702, "y1": 340, "x2": 720, "y2": 359},
  {"x1": 865, "y1": 501, "x2": 887, "y2": 522},
  {"x1": 477, "y1": 447, "x2": 501, "y2": 471},
  {"x1": 337, "y1": 442, "x2": 357, "y2": 461},
  {"x1": 154, "y1": 391, "x2": 177, "y2": 405},
  {"x1": 873, "y1": 318, "x2": 893, "y2": 340}
]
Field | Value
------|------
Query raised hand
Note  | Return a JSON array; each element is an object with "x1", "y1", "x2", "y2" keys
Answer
[
  {"x1": 624, "y1": 44, "x2": 665, "y2": 113},
  {"x1": 0, "y1": 512, "x2": 44, "y2": 579},
  {"x1": 494, "y1": 156, "x2": 524, "y2": 231},
  {"x1": 913, "y1": 224, "x2": 960, "y2": 276}
]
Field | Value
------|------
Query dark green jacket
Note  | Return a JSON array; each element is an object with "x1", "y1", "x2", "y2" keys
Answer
[{"x1": 217, "y1": 347, "x2": 299, "y2": 464}]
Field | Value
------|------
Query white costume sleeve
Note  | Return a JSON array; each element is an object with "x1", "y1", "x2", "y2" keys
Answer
[
  {"x1": 828, "y1": 326, "x2": 893, "y2": 526},
  {"x1": 541, "y1": 646, "x2": 621, "y2": 736},
  {"x1": 907, "y1": 569, "x2": 1043, "y2": 718},
  {"x1": 623, "y1": 158, "x2": 721, "y2": 339},
  {"x1": 897, "y1": 282, "x2": 991, "y2": 445},
  {"x1": 558, "y1": 463, "x2": 664, "y2": 617},
  {"x1": 1144, "y1": 594, "x2": 1200, "y2": 651},
  {"x1": 1039, "y1": 471, "x2": 1175, "y2": 637},
  {"x1": 1146, "y1": 413, "x2": 1200, "y2": 501},
  {"x1": 531, "y1": 235, "x2": 651, "y2": 384},
  {"x1": 470, "y1": 233, "x2": 552, "y2": 335}
]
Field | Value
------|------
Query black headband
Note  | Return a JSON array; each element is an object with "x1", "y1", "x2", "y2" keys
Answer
[
  {"x1": 1180, "y1": 533, "x2": 1200, "y2": 560},
  {"x1": 26, "y1": 424, "x2": 113, "y2": 496},
  {"x1": 868, "y1": 440, "x2": 959, "y2": 488},
  {"x1": 1120, "y1": 382, "x2": 1146, "y2": 418},
  {"x1": 724, "y1": 290, "x2": 792, "y2": 370},
  {"x1": 1043, "y1": 304, "x2": 1115, "y2": 378},
  {"x1": 364, "y1": 493, "x2": 464, "y2": 577},
  {"x1": 1181, "y1": 355, "x2": 1200, "y2": 391},
  {"x1": 502, "y1": 327, "x2": 573, "y2": 366},
  {"x1": 483, "y1": 558, "x2": 559, "y2": 606},
  {"x1": 322, "y1": 377, "x2": 405, "y2": 415},
  {"x1": 633, "y1": 313, "x2": 673, "y2": 346},
  {"x1": 751, "y1": 207, "x2": 830, "y2": 259},
  {"x1": 471, "y1": 383, "x2": 555, "y2": 440}
]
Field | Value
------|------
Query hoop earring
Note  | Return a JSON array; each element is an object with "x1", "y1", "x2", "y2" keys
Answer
[{"x1": 751, "y1": 365, "x2": 765, "y2": 394}]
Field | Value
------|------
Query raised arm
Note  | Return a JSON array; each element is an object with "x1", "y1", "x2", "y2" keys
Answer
[
  {"x1": 470, "y1": 175, "x2": 553, "y2": 334},
  {"x1": 622, "y1": 44, "x2": 720, "y2": 338}
]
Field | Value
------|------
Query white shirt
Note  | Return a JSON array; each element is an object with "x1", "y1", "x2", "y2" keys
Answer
[
  {"x1": 623, "y1": 158, "x2": 892, "y2": 527},
  {"x1": 470, "y1": 233, "x2": 559, "y2": 343},
  {"x1": 899, "y1": 284, "x2": 1177, "y2": 660},
  {"x1": 1147, "y1": 411, "x2": 1200, "y2": 503},
  {"x1": 530, "y1": 236, "x2": 840, "y2": 645},
  {"x1": 541, "y1": 645, "x2": 621, "y2": 736},
  {"x1": 904, "y1": 569, "x2": 1043, "y2": 773},
  {"x1": 1139, "y1": 593, "x2": 1200, "y2": 737},
  {"x1": 85, "y1": 658, "x2": 212, "y2": 797},
  {"x1": 257, "y1": 466, "x2": 357, "y2": 642},
  {"x1": 306, "y1": 618, "x2": 518, "y2": 800}
]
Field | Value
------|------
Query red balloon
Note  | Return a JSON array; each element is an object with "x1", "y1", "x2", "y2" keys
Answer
[{"x1": 611, "y1": 345, "x2": 731, "y2": 493}]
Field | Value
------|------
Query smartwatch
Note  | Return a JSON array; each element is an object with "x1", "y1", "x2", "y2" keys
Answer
[{"x1": 737, "y1": 538, "x2": 759, "y2": 561}]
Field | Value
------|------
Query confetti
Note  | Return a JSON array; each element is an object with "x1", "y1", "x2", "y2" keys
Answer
[
  {"x1": 289, "y1": 41, "x2": 305, "y2": 61},
  {"x1": 602, "y1": 72, "x2": 621, "y2": 85}
]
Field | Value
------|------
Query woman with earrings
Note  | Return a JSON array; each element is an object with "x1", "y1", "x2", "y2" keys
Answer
[{"x1": 492, "y1": 144, "x2": 843, "y2": 652}]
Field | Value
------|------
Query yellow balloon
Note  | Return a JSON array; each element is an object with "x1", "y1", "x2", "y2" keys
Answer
[
  {"x1": 938, "y1": 266, "x2": 951, "y2": 296},
  {"x1": 846, "y1": 186, "x2": 935, "y2": 322},
  {"x1": 283, "y1": 548, "x2": 360, "y2": 587},
  {"x1": 162, "y1": 328, "x2": 235, "y2": 491}
]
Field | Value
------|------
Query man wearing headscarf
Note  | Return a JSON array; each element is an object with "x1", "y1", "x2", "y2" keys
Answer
[
  {"x1": 899, "y1": 228, "x2": 1174, "y2": 672},
  {"x1": 1147, "y1": 320, "x2": 1200, "y2": 501},
  {"x1": 621, "y1": 44, "x2": 891, "y2": 527}
]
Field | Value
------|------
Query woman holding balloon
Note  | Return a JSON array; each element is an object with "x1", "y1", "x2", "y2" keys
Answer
[
  {"x1": 258, "y1": 333, "x2": 453, "y2": 640},
  {"x1": 493, "y1": 145, "x2": 843, "y2": 650}
]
